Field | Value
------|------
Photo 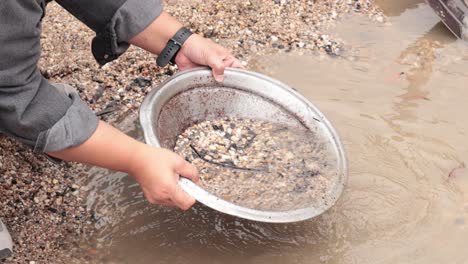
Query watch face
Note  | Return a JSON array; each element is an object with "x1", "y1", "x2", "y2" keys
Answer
[{"x1": 426, "y1": 0, "x2": 468, "y2": 39}]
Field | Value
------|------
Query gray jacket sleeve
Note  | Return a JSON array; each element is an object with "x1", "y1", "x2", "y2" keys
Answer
[
  {"x1": 0, "y1": 0, "x2": 162, "y2": 153},
  {"x1": 0, "y1": 0, "x2": 99, "y2": 153},
  {"x1": 56, "y1": 0, "x2": 163, "y2": 65}
]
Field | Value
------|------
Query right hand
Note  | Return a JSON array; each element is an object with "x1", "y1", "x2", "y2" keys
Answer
[{"x1": 130, "y1": 144, "x2": 200, "y2": 210}]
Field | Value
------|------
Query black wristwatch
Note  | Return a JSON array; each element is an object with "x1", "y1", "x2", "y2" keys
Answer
[{"x1": 156, "y1": 27, "x2": 193, "y2": 67}]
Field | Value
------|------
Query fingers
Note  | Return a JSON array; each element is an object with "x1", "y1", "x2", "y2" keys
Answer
[
  {"x1": 208, "y1": 53, "x2": 244, "y2": 82},
  {"x1": 172, "y1": 158, "x2": 198, "y2": 210},
  {"x1": 229, "y1": 59, "x2": 244, "y2": 69},
  {"x1": 155, "y1": 199, "x2": 175, "y2": 207},
  {"x1": 172, "y1": 185, "x2": 196, "y2": 210},
  {"x1": 149, "y1": 185, "x2": 196, "y2": 211},
  {"x1": 207, "y1": 54, "x2": 226, "y2": 82},
  {"x1": 175, "y1": 158, "x2": 200, "y2": 184},
  {"x1": 223, "y1": 55, "x2": 244, "y2": 69}
]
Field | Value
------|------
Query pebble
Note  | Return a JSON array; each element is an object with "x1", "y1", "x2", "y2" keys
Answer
[
  {"x1": 133, "y1": 77, "x2": 152, "y2": 87},
  {"x1": 375, "y1": 15, "x2": 385, "y2": 23},
  {"x1": 331, "y1": 11, "x2": 338, "y2": 19}
]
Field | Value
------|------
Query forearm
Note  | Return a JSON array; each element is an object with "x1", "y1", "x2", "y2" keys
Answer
[
  {"x1": 128, "y1": 11, "x2": 183, "y2": 55},
  {"x1": 47, "y1": 120, "x2": 199, "y2": 210},
  {"x1": 47, "y1": 121, "x2": 144, "y2": 174}
]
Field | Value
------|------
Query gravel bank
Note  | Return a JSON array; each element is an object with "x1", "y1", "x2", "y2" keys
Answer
[{"x1": 1, "y1": 0, "x2": 381, "y2": 262}]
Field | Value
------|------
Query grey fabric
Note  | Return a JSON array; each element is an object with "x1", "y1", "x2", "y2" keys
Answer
[
  {"x1": 0, "y1": 0, "x2": 163, "y2": 153},
  {"x1": 33, "y1": 84, "x2": 98, "y2": 153},
  {"x1": 56, "y1": 0, "x2": 163, "y2": 65}
]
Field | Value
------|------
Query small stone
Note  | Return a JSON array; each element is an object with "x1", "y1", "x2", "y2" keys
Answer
[
  {"x1": 274, "y1": 0, "x2": 288, "y2": 5},
  {"x1": 375, "y1": 15, "x2": 384, "y2": 23},
  {"x1": 133, "y1": 77, "x2": 152, "y2": 88},
  {"x1": 270, "y1": 35, "x2": 279, "y2": 42},
  {"x1": 169, "y1": 65, "x2": 178, "y2": 72},
  {"x1": 55, "y1": 197, "x2": 63, "y2": 206}
]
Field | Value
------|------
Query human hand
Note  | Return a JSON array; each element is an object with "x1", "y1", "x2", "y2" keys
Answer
[
  {"x1": 175, "y1": 34, "x2": 243, "y2": 82},
  {"x1": 129, "y1": 144, "x2": 200, "y2": 210},
  {"x1": 48, "y1": 120, "x2": 199, "y2": 210}
]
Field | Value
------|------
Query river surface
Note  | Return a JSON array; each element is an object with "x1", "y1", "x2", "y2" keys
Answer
[{"x1": 83, "y1": 1, "x2": 468, "y2": 263}]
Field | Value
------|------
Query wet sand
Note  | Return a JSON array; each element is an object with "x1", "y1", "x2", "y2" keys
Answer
[{"x1": 82, "y1": 1, "x2": 468, "y2": 263}]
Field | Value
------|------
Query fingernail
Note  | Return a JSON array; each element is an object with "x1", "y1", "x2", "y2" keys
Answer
[{"x1": 214, "y1": 75, "x2": 224, "y2": 82}]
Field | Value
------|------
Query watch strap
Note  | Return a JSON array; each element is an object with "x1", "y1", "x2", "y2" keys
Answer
[{"x1": 156, "y1": 27, "x2": 193, "y2": 67}]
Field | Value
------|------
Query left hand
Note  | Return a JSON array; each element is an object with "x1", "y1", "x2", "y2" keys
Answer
[{"x1": 175, "y1": 34, "x2": 243, "y2": 82}]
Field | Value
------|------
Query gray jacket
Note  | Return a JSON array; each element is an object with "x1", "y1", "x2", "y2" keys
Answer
[{"x1": 0, "y1": 0, "x2": 162, "y2": 153}]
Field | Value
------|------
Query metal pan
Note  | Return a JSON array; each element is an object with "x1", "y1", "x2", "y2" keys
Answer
[{"x1": 139, "y1": 67, "x2": 347, "y2": 223}]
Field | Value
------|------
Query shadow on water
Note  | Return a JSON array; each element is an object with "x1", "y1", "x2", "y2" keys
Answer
[{"x1": 82, "y1": 2, "x2": 468, "y2": 264}]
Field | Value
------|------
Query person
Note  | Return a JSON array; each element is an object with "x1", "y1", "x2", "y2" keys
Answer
[{"x1": 0, "y1": 0, "x2": 243, "y2": 259}]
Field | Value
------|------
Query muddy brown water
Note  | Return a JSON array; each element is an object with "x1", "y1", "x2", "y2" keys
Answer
[{"x1": 82, "y1": 1, "x2": 468, "y2": 263}]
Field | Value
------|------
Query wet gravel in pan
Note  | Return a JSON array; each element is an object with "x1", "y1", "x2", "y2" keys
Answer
[{"x1": 174, "y1": 118, "x2": 337, "y2": 211}]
